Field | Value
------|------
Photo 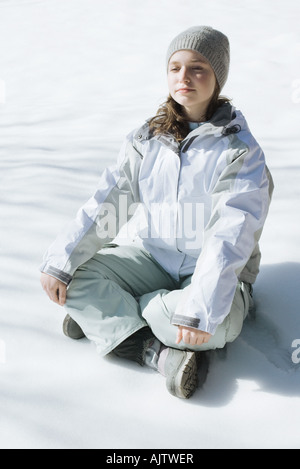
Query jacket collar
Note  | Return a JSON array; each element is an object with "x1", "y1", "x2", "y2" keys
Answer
[
  {"x1": 133, "y1": 102, "x2": 237, "y2": 152},
  {"x1": 209, "y1": 101, "x2": 235, "y2": 127}
]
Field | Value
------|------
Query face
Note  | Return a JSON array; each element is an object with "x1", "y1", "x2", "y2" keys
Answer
[{"x1": 167, "y1": 49, "x2": 216, "y2": 122}]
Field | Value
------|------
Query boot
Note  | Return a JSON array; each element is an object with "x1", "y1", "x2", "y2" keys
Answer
[
  {"x1": 112, "y1": 326, "x2": 156, "y2": 366},
  {"x1": 114, "y1": 327, "x2": 205, "y2": 399},
  {"x1": 157, "y1": 347, "x2": 199, "y2": 399},
  {"x1": 63, "y1": 314, "x2": 85, "y2": 340}
]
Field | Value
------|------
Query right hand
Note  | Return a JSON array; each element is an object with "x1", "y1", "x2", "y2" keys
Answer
[{"x1": 40, "y1": 273, "x2": 67, "y2": 306}]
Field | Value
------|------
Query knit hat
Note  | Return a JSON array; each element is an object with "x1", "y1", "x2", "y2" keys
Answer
[{"x1": 166, "y1": 26, "x2": 230, "y2": 90}]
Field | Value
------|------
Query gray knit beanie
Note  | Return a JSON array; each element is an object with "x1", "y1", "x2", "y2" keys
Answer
[{"x1": 166, "y1": 26, "x2": 230, "y2": 90}]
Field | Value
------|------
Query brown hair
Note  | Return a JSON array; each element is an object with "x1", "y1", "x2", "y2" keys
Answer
[{"x1": 149, "y1": 84, "x2": 230, "y2": 142}]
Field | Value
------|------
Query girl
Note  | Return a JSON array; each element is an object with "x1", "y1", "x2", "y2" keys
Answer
[{"x1": 40, "y1": 26, "x2": 273, "y2": 399}]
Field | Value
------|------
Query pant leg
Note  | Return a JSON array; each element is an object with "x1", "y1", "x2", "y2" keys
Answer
[
  {"x1": 140, "y1": 278, "x2": 252, "y2": 352},
  {"x1": 64, "y1": 244, "x2": 179, "y2": 355}
]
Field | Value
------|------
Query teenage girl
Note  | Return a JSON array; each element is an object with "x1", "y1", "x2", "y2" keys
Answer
[{"x1": 41, "y1": 26, "x2": 273, "y2": 399}]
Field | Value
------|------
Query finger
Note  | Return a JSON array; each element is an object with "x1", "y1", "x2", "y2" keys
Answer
[
  {"x1": 51, "y1": 288, "x2": 60, "y2": 304},
  {"x1": 176, "y1": 328, "x2": 183, "y2": 344},
  {"x1": 58, "y1": 285, "x2": 67, "y2": 306},
  {"x1": 202, "y1": 333, "x2": 211, "y2": 344},
  {"x1": 46, "y1": 283, "x2": 60, "y2": 304},
  {"x1": 41, "y1": 278, "x2": 48, "y2": 293},
  {"x1": 196, "y1": 336, "x2": 204, "y2": 345},
  {"x1": 182, "y1": 330, "x2": 190, "y2": 345}
]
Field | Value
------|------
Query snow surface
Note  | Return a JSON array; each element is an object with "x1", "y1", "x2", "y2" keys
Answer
[{"x1": 0, "y1": 0, "x2": 300, "y2": 449}]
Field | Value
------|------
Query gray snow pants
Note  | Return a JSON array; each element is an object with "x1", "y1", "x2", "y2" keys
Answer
[{"x1": 64, "y1": 244, "x2": 252, "y2": 356}]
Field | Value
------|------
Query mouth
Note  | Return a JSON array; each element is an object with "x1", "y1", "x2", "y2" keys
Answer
[{"x1": 176, "y1": 88, "x2": 195, "y2": 94}]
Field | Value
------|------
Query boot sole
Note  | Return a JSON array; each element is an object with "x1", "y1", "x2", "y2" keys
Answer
[{"x1": 167, "y1": 352, "x2": 198, "y2": 399}]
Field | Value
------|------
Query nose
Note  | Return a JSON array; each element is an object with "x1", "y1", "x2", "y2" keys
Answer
[{"x1": 179, "y1": 66, "x2": 190, "y2": 83}]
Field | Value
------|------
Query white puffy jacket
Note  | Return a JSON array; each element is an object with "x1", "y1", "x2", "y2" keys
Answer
[{"x1": 40, "y1": 103, "x2": 273, "y2": 335}]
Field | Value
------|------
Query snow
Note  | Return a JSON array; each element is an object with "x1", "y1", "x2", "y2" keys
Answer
[{"x1": 0, "y1": 0, "x2": 300, "y2": 449}]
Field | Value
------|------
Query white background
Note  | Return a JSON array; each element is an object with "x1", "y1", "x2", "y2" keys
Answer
[{"x1": 0, "y1": 0, "x2": 300, "y2": 449}]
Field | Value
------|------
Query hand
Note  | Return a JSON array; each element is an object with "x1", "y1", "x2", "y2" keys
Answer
[
  {"x1": 176, "y1": 326, "x2": 212, "y2": 346},
  {"x1": 40, "y1": 273, "x2": 67, "y2": 306}
]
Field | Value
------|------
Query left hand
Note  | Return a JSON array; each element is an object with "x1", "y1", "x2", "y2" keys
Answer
[{"x1": 176, "y1": 326, "x2": 212, "y2": 346}]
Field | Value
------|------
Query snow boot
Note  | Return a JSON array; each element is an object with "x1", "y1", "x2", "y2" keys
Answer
[
  {"x1": 157, "y1": 347, "x2": 199, "y2": 399},
  {"x1": 112, "y1": 326, "x2": 156, "y2": 366},
  {"x1": 63, "y1": 314, "x2": 85, "y2": 340}
]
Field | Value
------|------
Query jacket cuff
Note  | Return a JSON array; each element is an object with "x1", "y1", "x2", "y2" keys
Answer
[
  {"x1": 40, "y1": 265, "x2": 72, "y2": 286},
  {"x1": 171, "y1": 314, "x2": 200, "y2": 329}
]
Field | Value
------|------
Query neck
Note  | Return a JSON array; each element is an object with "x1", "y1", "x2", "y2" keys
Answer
[{"x1": 183, "y1": 105, "x2": 208, "y2": 122}]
